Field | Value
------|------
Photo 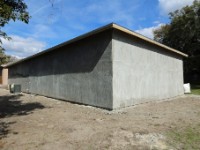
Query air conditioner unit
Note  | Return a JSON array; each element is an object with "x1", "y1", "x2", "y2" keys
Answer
[{"x1": 9, "y1": 84, "x2": 21, "y2": 94}]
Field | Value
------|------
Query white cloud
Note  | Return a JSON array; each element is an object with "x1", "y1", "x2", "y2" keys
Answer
[
  {"x1": 159, "y1": 0, "x2": 194, "y2": 15},
  {"x1": 153, "y1": 20, "x2": 161, "y2": 25},
  {"x1": 32, "y1": 24, "x2": 57, "y2": 39},
  {"x1": 1, "y1": 35, "x2": 46, "y2": 58},
  {"x1": 136, "y1": 24, "x2": 164, "y2": 39},
  {"x1": 85, "y1": 1, "x2": 137, "y2": 25},
  {"x1": 62, "y1": 0, "x2": 140, "y2": 29}
]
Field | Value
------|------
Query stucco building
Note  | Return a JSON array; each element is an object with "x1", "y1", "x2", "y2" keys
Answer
[{"x1": 4, "y1": 23, "x2": 188, "y2": 109}]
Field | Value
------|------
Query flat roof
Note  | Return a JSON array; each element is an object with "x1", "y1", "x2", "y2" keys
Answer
[{"x1": 3, "y1": 23, "x2": 188, "y2": 67}]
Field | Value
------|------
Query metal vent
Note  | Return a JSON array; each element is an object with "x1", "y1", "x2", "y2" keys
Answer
[{"x1": 10, "y1": 84, "x2": 21, "y2": 94}]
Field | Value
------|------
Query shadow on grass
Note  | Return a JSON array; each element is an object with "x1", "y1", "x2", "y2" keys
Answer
[
  {"x1": 0, "y1": 121, "x2": 16, "y2": 139},
  {"x1": 191, "y1": 84, "x2": 200, "y2": 95},
  {"x1": 191, "y1": 84, "x2": 200, "y2": 89},
  {"x1": 0, "y1": 94, "x2": 45, "y2": 118},
  {"x1": 0, "y1": 94, "x2": 45, "y2": 139}
]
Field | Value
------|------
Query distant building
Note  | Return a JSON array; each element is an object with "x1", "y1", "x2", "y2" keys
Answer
[
  {"x1": 3, "y1": 23, "x2": 188, "y2": 109},
  {"x1": 1, "y1": 65, "x2": 8, "y2": 85}
]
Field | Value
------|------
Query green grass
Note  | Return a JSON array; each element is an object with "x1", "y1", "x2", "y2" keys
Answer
[
  {"x1": 167, "y1": 125, "x2": 200, "y2": 150},
  {"x1": 191, "y1": 84, "x2": 200, "y2": 95}
]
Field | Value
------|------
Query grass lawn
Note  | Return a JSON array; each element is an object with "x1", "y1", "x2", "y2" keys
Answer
[
  {"x1": 167, "y1": 124, "x2": 200, "y2": 150},
  {"x1": 167, "y1": 84, "x2": 200, "y2": 149},
  {"x1": 191, "y1": 84, "x2": 200, "y2": 95}
]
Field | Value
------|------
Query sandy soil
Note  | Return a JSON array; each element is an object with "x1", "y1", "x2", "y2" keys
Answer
[{"x1": 0, "y1": 89, "x2": 200, "y2": 150}]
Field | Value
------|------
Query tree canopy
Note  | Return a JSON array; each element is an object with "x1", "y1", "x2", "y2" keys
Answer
[
  {"x1": 153, "y1": 0, "x2": 200, "y2": 82},
  {"x1": 0, "y1": 0, "x2": 30, "y2": 64}
]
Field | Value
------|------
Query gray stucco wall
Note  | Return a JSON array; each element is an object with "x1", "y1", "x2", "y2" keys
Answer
[
  {"x1": 8, "y1": 30, "x2": 113, "y2": 109},
  {"x1": 8, "y1": 29, "x2": 185, "y2": 110},
  {"x1": 112, "y1": 30, "x2": 184, "y2": 109}
]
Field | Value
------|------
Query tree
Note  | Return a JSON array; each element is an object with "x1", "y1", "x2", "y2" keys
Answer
[
  {"x1": 0, "y1": 0, "x2": 30, "y2": 64},
  {"x1": 153, "y1": 0, "x2": 200, "y2": 83},
  {"x1": 0, "y1": 52, "x2": 18, "y2": 64}
]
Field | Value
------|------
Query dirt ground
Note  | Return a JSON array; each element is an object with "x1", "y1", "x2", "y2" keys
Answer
[{"x1": 0, "y1": 89, "x2": 200, "y2": 150}]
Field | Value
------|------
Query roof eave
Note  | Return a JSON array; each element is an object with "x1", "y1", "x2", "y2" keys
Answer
[
  {"x1": 3, "y1": 23, "x2": 188, "y2": 68},
  {"x1": 112, "y1": 24, "x2": 188, "y2": 58},
  {"x1": 3, "y1": 23, "x2": 114, "y2": 68}
]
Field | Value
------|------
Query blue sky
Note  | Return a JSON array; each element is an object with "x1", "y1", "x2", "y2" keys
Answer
[{"x1": 1, "y1": 0, "x2": 194, "y2": 58}]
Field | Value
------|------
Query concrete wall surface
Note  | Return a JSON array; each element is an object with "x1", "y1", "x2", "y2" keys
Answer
[
  {"x1": 9, "y1": 30, "x2": 113, "y2": 109},
  {"x1": 8, "y1": 29, "x2": 185, "y2": 110},
  {"x1": 112, "y1": 30, "x2": 184, "y2": 109}
]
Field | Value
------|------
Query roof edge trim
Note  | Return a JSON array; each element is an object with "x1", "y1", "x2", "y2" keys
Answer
[{"x1": 112, "y1": 24, "x2": 188, "y2": 58}]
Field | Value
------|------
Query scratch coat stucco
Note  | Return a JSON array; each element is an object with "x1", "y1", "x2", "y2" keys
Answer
[
  {"x1": 7, "y1": 25, "x2": 185, "y2": 109},
  {"x1": 112, "y1": 30, "x2": 184, "y2": 108},
  {"x1": 9, "y1": 30, "x2": 113, "y2": 109}
]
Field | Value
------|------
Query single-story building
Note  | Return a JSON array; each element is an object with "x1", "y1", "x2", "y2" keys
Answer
[
  {"x1": 0, "y1": 66, "x2": 3, "y2": 84},
  {"x1": 1, "y1": 65, "x2": 8, "y2": 85},
  {"x1": 3, "y1": 23, "x2": 188, "y2": 109}
]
